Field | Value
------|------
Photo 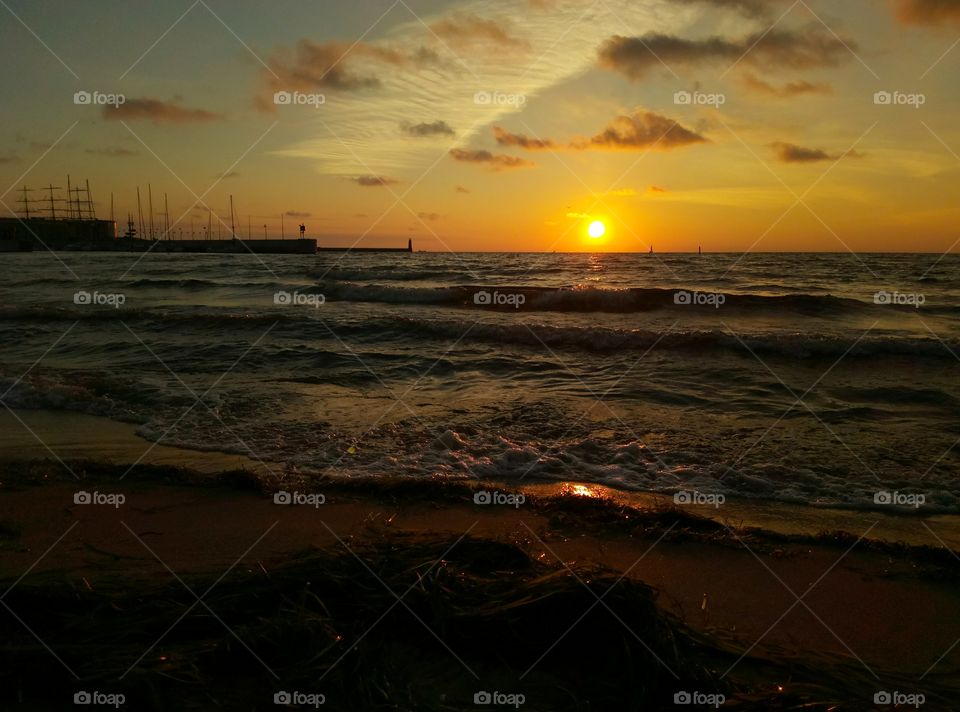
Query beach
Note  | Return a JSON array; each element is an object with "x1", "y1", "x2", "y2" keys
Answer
[
  {"x1": 2, "y1": 251, "x2": 959, "y2": 709},
  {"x1": 2, "y1": 450, "x2": 958, "y2": 709},
  {"x1": 3, "y1": 0, "x2": 960, "y2": 706}
]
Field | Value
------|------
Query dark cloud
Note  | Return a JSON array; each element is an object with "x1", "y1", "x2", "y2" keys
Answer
[
  {"x1": 669, "y1": 0, "x2": 775, "y2": 18},
  {"x1": 455, "y1": 184, "x2": 471, "y2": 193},
  {"x1": 493, "y1": 111, "x2": 705, "y2": 153},
  {"x1": 741, "y1": 72, "x2": 832, "y2": 96},
  {"x1": 257, "y1": 39, "x2": 438, "y2": 110},
  {"x1": 576, "y1": 110, "x2": 707, "y2": 150},
  {"x1": 893, "y1": 0, "x2": 960, "y2": 25},
  {"x1": 493, "y1": 127, "x2": 557, "y2": 150},
  {"x1": 417, "y1": 211, "x2": 441, "y2": 221},
  {"x1": 771, "y1": 141, "x2": 864, "y2": 163},
  {"x1": 85, "y1": 147, "x2": 138, "y2": 157},
  {"x1": 430, "y1": 14, "x2": 529, "y2": 49},
  {"x1": 217, "y1": 171, "x2": 240, "y2": 179},
  {"x1": 286, "y1": 210, "x2": 311, "y2": 217},
  {"x1": 449, "y1": 149, "x2": 534, "y2": 170},
  {"x1": 103, "y1": 98, "x2": 222, "y2": 123},
  {"x1": 598, "y1": 28, "x2": 856, "y2": 80},
  {"x1": 353, "y1": 175, "x2": 400, "y2": 187},
  {"x1": 648, "y1": 185, "x2": 668, "y2": 193},
  {"x1": 402, "y1": 120, "x2": 455, "y2": 137}
]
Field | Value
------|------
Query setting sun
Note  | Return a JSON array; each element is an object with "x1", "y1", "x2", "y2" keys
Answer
[{"x1": 588, "y1": 220, "x2": 606, "y2": 238}]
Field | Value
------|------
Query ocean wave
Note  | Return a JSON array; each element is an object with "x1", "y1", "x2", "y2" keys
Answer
[
  {"x1": 318, "y1": 282, "x2": 893, "y2": 314},
  {"x1": 395, "y1": 317, "x2": 960, "y2": 360}
]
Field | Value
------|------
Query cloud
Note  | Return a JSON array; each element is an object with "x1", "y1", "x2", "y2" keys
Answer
[
  {"x1": 669, "y1": 0, "x2": 775, "y2": 17},
  {"x1": 285, "y1": 210, "x2": 311, "y2": 217},
  {"x1": 268, "y1": 4, "x2": 697, "y2": 174},
  {"x1": 493, "y1": 126, "x2": 557, "y2": 150},
  {"x1": 493, "y1": 110, "x2": 705, "y2": 153},
  {"x1": 610, "y1": 187, "x2": 638, "y2": 197},
  {"x1": 648, "y1": 185, "x2": 668, "y2": 193},
  {"x1": 455, "y1": 184, "x2": 471, "y2": 193},
  {"x1": 256, "y1": 39, "x2": 439, "y2": 110},
  {"x1": 353, "y1": 175, "x2": 400, "y2": 187},
  {"x1": 770, "y1": 141, "x2": 864, "y2": 163},
  {"x1": 598, "y1": 28, "x2": 856, "y2": 80},
  {"x1": 402, "y1": 120, "x2": 456, "y2": 137},
  {"x1": 85, "y1": 147, "x2": 138, "y2": 157},
  {"x1": 892, "y1": 0, "x2": 960, "y2": 25},
  {"x1": 576, "y1": 110, "x2": 707, "y2": 150},
  {"x1": 0, "y1": 155, "x2": 18, "y2": 164},
  {"x1": 103, "y1": 98, "x2": 222, "y2": 123},
  {"x1": 430, "y1": 14, "x2": 529, "y2": 49},
  {"x1": 741, "y1": 72, "x2": 832, "y2": 97},
  {"x1": 217, "y1": 170, "x2": 240, "y2": 179},
  {"x1": 449, "y1": 148, "x2": 534, "y2": 170},
  {"x1": 417, "y1": 211, "x2": 441, "y2": 221}
]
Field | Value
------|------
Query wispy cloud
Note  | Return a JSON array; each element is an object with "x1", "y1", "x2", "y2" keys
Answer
[
  {"x1": 741, "y1": 72, "x2": 832, "y2": 97},
  {"x1": 430, "y1": 14, "x2": 530, "y2": 49},
  {"x1": 771, "y1": 141, "x2": 864, "y2": 163},
  {"x1": 449, "y1": 148, "x2": 534, "y2": 170},
  {"x1": 402, "y1": 120, "x2": 456, "y2": 137},
  {"x1": 268, "y1": 1, "x2": 683, "y2": 175},
  {"x1": 352, "y1": 175, "x2": 400, "y2": 186},
  {"x1": 104, "y1": 98, "x2": 222, "y2": 124}
]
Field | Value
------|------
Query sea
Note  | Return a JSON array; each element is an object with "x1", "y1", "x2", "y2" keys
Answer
[{"x1": 1, "y1": 251, "x2": 958, "y2": 516}]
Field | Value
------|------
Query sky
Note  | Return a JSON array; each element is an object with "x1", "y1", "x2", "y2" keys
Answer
[{"x1": 0, "y1": 0, "x2": 958, "y2": 252}]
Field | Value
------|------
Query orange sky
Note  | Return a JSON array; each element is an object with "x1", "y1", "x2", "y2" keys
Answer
[{"x1": 1, "y1": 0, "x2": 958, "y2": 252}]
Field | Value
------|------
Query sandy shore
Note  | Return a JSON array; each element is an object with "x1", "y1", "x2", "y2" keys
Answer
[
  {"x1": 4, "y1": 408, "x2": 959, "y2": 549},
  {"x1": 1, "y1": 410, "x2": 959, "y2": 708},
  {"x1": 3, "y1": 474, "x2": 958, "y2": 673}
]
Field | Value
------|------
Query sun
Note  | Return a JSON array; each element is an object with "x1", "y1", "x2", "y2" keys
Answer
[{"x1": 587, "y1": 220, "x2": 606, "y2": 238}]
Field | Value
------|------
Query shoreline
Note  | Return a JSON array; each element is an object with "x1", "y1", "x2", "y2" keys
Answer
[
  {"x1": 1, "y1": 458, "x2": 958, "y2": 709},
  {"x1": 3, "y1": 407, "x2": 959, "y2": 550}
]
